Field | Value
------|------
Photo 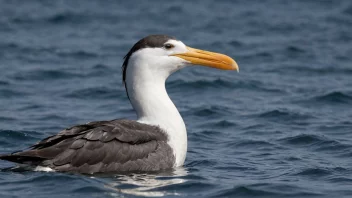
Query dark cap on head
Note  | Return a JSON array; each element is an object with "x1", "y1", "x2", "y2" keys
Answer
[{"x1": 122, "y1": 35, "x2": 177, "y2": 99}]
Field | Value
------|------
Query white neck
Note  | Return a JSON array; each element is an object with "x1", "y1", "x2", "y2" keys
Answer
[{"x1": 125, "y1": 51, "x2": 187, "y2": 167}]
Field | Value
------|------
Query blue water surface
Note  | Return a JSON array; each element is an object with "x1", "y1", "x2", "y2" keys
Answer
[{"x1": 1, "y1": 0, "x2": 352, "y2": 197}]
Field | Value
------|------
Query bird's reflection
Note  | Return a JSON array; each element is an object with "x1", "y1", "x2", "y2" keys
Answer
[{"x1": 101, "y1": 167, "x2": 188, "y2": 197}]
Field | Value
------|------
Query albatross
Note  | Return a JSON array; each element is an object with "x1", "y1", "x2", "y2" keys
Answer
[{"x1": 0, "y1": 35, "x2": 238, "y2": 174}]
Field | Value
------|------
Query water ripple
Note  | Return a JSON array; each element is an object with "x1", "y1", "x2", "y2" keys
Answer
[
  {"x1": 55, "y1": 49, "x2": 99, "y2": 59},
  {"x1": 279, "y1": 134, "x2": 326, "y2": 146},
  {"x1": 185, "y1": 105, "x2": 232, "y2": 118},
  {"x1": 0, "y1": 130, "x2": 41, "y2": 141},
  {"x1": 270, "y1": 66, "x2": 352, "y2": 75},
  {"x1": 226, "y1": 139, "x2": 275, "y2": 149},
  {"x1": 168, "y1": 78, "x2": 234, "y2": 89},
  {"x1": 214, "y1": 183, "x2": 324, "y2": 197},
  {"x1": 169, "y1": 78, "x2": 284, "y2": 93},
  {"x1": 63, "y1": 87, "x2": 119, "y2": 99},
  {"x1": 258, "y1": 109, "x2": 315, "y2": 122},
  {"x1": 11, "y1": 12, "x2": 92, "y2": 25},
  {"x1": 0, "y1": 80, "x2": 10, "y2": 86},
  {"x1": 313, "y1": 91, "x2": 352, "y2": 104},
  {"x1": 214, "y1": 185, "x2": 278, "y2": 197},
  {"x1": 303, "y1": 168, "x2": 328, "y2": 178},
  {"x1": 12, "y1": 70, "x2": 84, "y2": 81},
  {"x1": 0, "y1": 88, "x2": 29, "y2": 98}
]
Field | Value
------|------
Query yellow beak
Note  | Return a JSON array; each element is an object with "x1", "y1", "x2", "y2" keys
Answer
[{"x1": 172, "y1": 47, "x2": 239, "y2": 71}]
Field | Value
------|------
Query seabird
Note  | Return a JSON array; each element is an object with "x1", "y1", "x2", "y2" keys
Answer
[{"x1": 0, "y1": 35, "x2": 238, "y2": 174}]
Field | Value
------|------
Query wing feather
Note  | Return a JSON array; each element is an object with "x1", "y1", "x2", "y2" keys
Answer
[{"x1": 0, "y1": 119, "x2": 175, "y2": 173}]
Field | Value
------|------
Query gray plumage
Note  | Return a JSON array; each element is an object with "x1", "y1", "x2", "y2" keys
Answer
[{"x1": 0, "y1": 120, "x2": 175, "y2": 174}]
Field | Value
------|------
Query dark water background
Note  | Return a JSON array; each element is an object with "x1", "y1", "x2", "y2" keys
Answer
[{"x1": 0, "y1": 0, "x2": 352, "y2": 197}]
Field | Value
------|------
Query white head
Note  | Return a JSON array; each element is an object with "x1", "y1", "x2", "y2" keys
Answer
[{"x1": 122, "y1": 35, "x2": 238, "y2": 93}]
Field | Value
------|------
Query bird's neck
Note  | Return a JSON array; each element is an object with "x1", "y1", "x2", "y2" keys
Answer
[{"x1": 125, "y1": 61, "x2": 187, "y2": 167}]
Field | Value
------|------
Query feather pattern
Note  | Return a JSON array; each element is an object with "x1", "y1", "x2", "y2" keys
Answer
[{"x1": 0, "y1": 119, "x2": 175, "y2": 174}]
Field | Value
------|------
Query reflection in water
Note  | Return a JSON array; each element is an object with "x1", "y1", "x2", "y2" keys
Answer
[{"x1": 102, "y1": 168, "x2": 188, "y2": 197}]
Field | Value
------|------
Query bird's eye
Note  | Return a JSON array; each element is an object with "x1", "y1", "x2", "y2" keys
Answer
[{"x1": 164, "y1": 43, "x2": 174, "y2": 49}]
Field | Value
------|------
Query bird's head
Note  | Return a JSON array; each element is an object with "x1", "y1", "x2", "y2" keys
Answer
[{"x1": 122, "y1": 35, "x2": 238, "y2": 85}]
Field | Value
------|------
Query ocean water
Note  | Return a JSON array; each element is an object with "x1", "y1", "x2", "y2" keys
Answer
[{"x1": 0, "y1": 0, "x2": 352, "y2": 197}]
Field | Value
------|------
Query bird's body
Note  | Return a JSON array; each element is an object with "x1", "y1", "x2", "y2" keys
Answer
[
  {"x1": 1, "y1": 120, "x2": 174, "y2": 173},
  {"x1": 0, "y1": 35, "x2": 238, "y2": 174}
]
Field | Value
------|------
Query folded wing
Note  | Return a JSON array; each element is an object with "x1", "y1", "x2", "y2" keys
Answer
[{"x1": 0, "y1": 120, "x2": 174, "y2": 174}]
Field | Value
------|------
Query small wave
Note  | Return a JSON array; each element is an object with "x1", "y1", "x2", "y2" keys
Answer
[
  {"x1": 215, "y1": 164, "x2": 256, "y2": 171},
  {"x1": 227, "y1": 139, "x2": 275, "y2": 149},
  {"x1": 325, "y1": 15, "x2": 352, "y2": 27},
  {"x1": 86, "y1": 64, "x2": 114, "y2": 77},
  {"x1": 152, "y1": 181, "x2": 215, "y2": 192},
  {"x1": 72, "y1": 185, "x2": 107, "y2": 193},
  {"x1": 228, "y1": 40, "x2": 243, "y2": 47},
  {"x1": 63, "y1": 87, "x2": 119, "y2": 99},
  {"x1": 312, "y1": 139, "x2": 351, "y2": 153},
  {"x1": 0, "y1": 130, "x2": 41, "y2": 148},
  {"x1": 236, "y1": 80, "x2": 285, "y2": 93},
  {"x1": 195, "y1": 120, "x2": 237, "y2": 131},
  {"x1": 267, "y1": 22, "x2": 299, "y2": 34},
  {"x1": 180, "y1": 174, "x2": 206, "y2": 181},
  {"x1": 166, "y1": 5, "x2": 184, "y2": 13},
  {"x1": 214, "y1": 184, "x2": 323, "y2": 197},
  {"x1": 189, "y1": 130, "x2": 229, "y2": 147},
  {"x1": 17, "y1": 104, "x2": 42, "y2": 111},
  {"x1": 0, "y1": 80, "x2": 10, "y2": 86},
  {"x1": 0, "y1": 42, "x2": 19, "y2": 50},
  {"x1": 192, "y1": 130, "x2": 223, "y2": 141},
  {"x1": 185, "y1": 159, "x2": 217, "y2": 168},
  {"x1": 169, "y1": 78, "x2": 284, "y2": 93},
  {"x1": 259, "y1": 109, "x2": 291, "y2": 118},
  {"x1": 168, "y1": 78, "x2": 234, "y2": 90},
  {"x1": 258, "y1": 109, "x2": 314, "y2": 121},
  {"x1": 0, "y1": 116, "x2": 16, "y2": 121},
  {"x1": 207, "y1": 120, "x2": 237, "y2": 128},
  {"x1": 343, "y1": 5, "x2": 352, "y2": 16},
  {"x1": 186, "y1": 105, "x2": 232, "y2": 118},
  {"x1": 92, "y1": 64, "x2": 110, "y2": 70},
  {"x1": 285, "y1": 46, "x2": 307, "y2": 58},
  {"x1": 313, "y1": 91, "x2": 352, "y2": 104},
  {"x1": 0, "y1": 89, "x2": 29, "y2": 98},
  {"x1": 318, "y1": 122, "x2": 352, "y2": 134},
  {"x1": 47, "y1": 13, "x2": 87, "y2": 24},
  {"x1": 269, "y1": 66, "x2": 352, "y2": 75},
  {"x1": 12, "y1": 70, "x2": 84, "y2": 81},
  {"x1": 293, "y1": 167, "x2": 332, "y2": 177},
  {"x1": 11, "y1": 12, "x2": 89, "y2": 25},
  {"x1": 255, "y1": 51, "x2": 274, "y2": 58},
  {"x1": 55, "y1": 50, "x2": 99, "y2": 58},
  {"x1": 215, "y1": 185, "x2": 277, "y2": 197},
  {"x1": 0, "y1": 130, "x2": 41, "y2": 141},
  {"x1": 242, "y1": 124, "x2": 267, "y2": 130},
  {"x1": 286, "y1": 45, "x2": 306, "y2": 54},
  {"x1": 192, "y1": 108, "x2": 225, "y2": 117},
  {"x1": 279, "y1": 133, "x2": 351, "y2": 156},
  {"x1": 279, "y1": 134, "x2": 325, "y2": 146},
  {"x1": 0, "y1": 42, "x2": 57, "y2": 60},
  {"x1": 5, "y1": 174, "x2": 79, "y2": 185},
  {"x1": 328, "y1": 176, "x2": 352, "y2": 183},
  {"x1": 35, "y1": 114, "x2": 74, "y2": 121}
]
